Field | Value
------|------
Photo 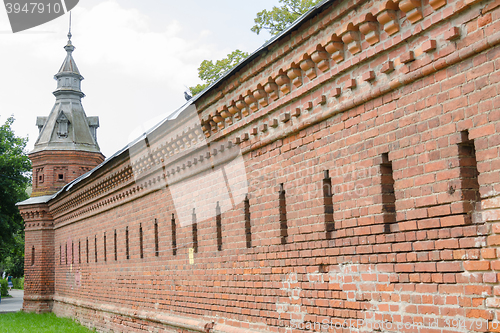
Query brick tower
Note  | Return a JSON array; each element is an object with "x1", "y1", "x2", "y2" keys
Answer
[
  {"x1": 17, "y1": 31, "x2": 104, "y2": 312},
  {"x1": 30, "y1": 31, "x2": 105, "y2": 197}
]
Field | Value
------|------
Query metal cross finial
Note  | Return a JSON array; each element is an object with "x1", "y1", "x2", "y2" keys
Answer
[{"x1": 67, "y1": 12, "x2": 72, "y2": 40}]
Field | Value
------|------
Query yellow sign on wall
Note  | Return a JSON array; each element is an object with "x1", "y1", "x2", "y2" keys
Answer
[{"x1": 189, "y1": 248, "x2": 194, "y2": 265}]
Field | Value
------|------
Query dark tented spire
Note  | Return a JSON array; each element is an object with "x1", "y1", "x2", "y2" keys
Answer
[
  {"x1": 32, "y1": 32, "x2": 101, "y2": 154},
  {"x1": 56, "y1": 16, "x2": 81, "y2": 78},
  {"x1": 54, "y1": 30, "x2": 83, "y2": 99}
]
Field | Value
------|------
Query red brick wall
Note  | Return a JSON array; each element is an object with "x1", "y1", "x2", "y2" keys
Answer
[
  {"x1": 20, "y1": 204, "x2": 55, "y2": 313},
  {"x1": 30, "y1": 150, "x2": 104, "y2": 197},
  {"x1": 21, "y1": 0, "x2": 500, "y2": 332}
]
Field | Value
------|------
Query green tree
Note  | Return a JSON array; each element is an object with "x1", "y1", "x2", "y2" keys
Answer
[
  {"x1": 189, "y1": 1, "x2": 320, "y2": 96},
  {"x1": 1, "y1": 232, "x2": 25, "y2": 277},
  {"x1": 0, "y1": 116, "x2": 31, "y2": 277},
  {"x1": 189, "y1": 50, "x2": 249, "y2": 96},
  {"x1": 251, "y1": 0, "x2": 322, "y2": 36}
]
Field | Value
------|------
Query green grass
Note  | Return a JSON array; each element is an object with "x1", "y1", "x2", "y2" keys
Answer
[{"x1": 0, "y1": 312, "x2": 95, "y2": 332}]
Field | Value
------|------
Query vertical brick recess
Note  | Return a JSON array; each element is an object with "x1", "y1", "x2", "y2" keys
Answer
[
  {"x1": 216, "y1": 202, "x2": 222, "y2": 251},
  {"x1": 125, "y1": 228, "x2": 129, "y2": 260},
  {"x1": 154, "y1": 219, "x2": 159, "y2": 257},
  {"x1": 323, "y1": 170, "x2": 335, "y2": 238},
  {"x1": 171, "y1": 214, "x2": 177, "y2": 255},
  {"x1": 103, "y1": 233, "x2": 106, "y2": 262},
  {"x1": 381, "y1": 153, "x2": 396, "y2": 232},
  {"x1": 139, "y1": 224, "x2": 143, "y2": 259},
  {"x1": 244, "y1": 195, "x2": 251, "y2": 248},
  {"x1": 457, "y1": 131, "x2": 481, "y2": 220},
  {"x1": 192, "y1": 209, "x2": 198, "y2": 253},
  {"x1": 279, "y1": 183, "x2": 288, "y2": 245}
]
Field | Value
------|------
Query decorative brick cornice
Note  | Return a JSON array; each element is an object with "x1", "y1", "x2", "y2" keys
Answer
[
  {"x1": 358, "y1": 13, "x2": 380, "y2": 45},
  {"x1": 50, "y1": 134, "x2": 241, "y2": 225},
  {"x1": 399, "y1": 0, "x2": 423, "y2": 24},
  {"x1": 195, "y1": 0, "x2": 474, "y2": 150},
  {"x1": 19, "y1": 204, "x2": 55, "y2": 230},
  {"x1": 49, "y1": 165, "x2": 134, "y2": 217},
  {"x1": 241, "y1": 28, "x2": 500, "y2": 157}
]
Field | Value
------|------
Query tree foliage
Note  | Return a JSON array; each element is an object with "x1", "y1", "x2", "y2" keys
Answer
[
  {"x1": 1, "y1": 232, "x2": 24, "y2": 277},
  {"x1": 0, "y1": 116, "x2": 31, "y2": 276},
  {"x1": 251, "y1": 0, "x2": 322, "y2": 35},
  {"x1": 189, "y1": 50, "x2": 249, "y2": 96}
]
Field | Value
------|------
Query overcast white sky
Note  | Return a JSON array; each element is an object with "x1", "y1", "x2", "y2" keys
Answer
[{"x1": 0, "y1": 0, "x2": 280, "y2": 157}]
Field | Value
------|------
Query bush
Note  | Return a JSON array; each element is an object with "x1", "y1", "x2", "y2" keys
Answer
[
  {"x1": 0, "y1": 279, "x2": 8, "y2": 297},
  {"x1": 13, "y1": 277, "x2": 24, "y2": 290}
]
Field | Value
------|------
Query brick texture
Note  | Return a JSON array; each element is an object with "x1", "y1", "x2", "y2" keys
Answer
[{"x1": 30, "y1": 150, "x2": 104, "y2": 197}]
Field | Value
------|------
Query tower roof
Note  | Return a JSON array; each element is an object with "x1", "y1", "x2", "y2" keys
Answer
[
  {"x1": 56, "y1": 32, "x2": 82, "y2": 78},
  {"x1": 31, "y1": 33, "x2": 101, "y2": 155},
  {"x1": 53, "y1": 32, "x2": 84, "y2": 98}
]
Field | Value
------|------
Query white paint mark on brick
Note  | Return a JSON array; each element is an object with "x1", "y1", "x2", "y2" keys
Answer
[{"x1": 276, "y1": 272, "x2": 307, "y2": 330}]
